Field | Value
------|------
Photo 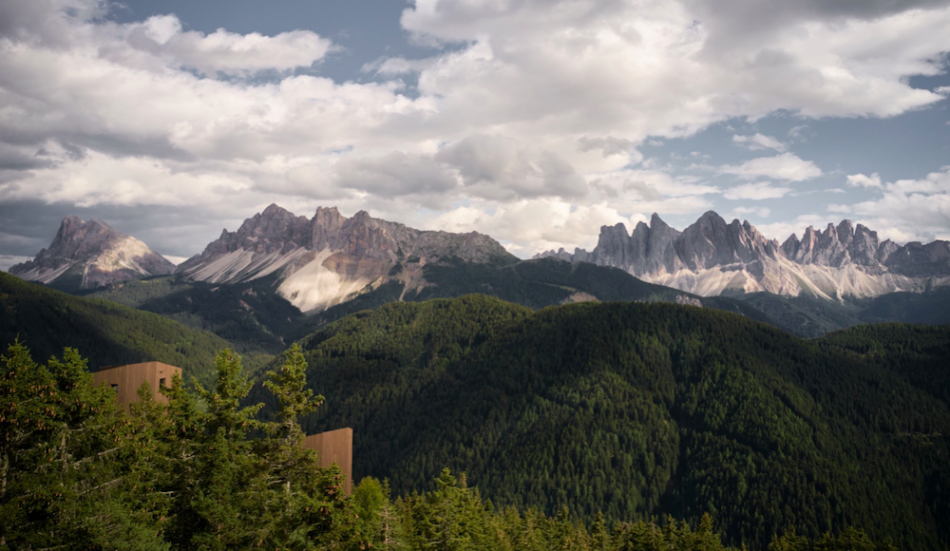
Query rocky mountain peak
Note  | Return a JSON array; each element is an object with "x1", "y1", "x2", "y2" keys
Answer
[
  {"x1": 650, "y1": 212, "x2": 670, "y2": 231},
  {"x1": 536, "y1": 211, "x2": 950, "y2": 300},
  {"x1": 177, "y1": 204, "x2": 516, "y2": 312},
  {"x1": 9, "y1": 216, "x2": 174, "y2": 290},
  {"x1": 837, "y1": 220, "x2": 855, "y2": 246}
]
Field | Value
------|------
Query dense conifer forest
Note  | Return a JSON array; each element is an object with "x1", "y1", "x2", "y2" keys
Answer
[
  {"x1": 0, "y1": 341, "x2": 909, "y2": 550},
  {"x1": 2, "y1": 274, "x2": 948, "y2": 549},
  {"x1": 275, "y1": 296, "x2": 950, "y2": 550},
  {"x1": 0, "y1": 272, "x2": 270, "y2": 385}
]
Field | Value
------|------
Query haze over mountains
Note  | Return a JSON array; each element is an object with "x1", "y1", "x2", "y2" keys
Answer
[{"x1": 538, "y1": 211, "x2": 950, "y2": 299}]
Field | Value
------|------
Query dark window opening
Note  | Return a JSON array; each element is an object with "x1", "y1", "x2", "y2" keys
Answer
[
  {"x1": 111, "y1": 384, "x2": 118, "y2": 392},
  {"x1": 159, "y1": 378, "x2": 166, "y2": 388}
]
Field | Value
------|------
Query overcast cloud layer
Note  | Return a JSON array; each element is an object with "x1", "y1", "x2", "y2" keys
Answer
[{"x1": 1, "y1": 0, "x2": 949, "y2": 269}]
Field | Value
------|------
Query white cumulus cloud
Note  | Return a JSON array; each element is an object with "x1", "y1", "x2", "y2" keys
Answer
[
  {"x1": 732, "y1": 133, "x2": 786, "y2": 152},
  {"x1": 846, "y1": 173, "x2": 883, "y2": 188},
  {"x1": 723, "y1": 182, "x2": 792, "y2": 200},
  {"x1": 1, "y1": 0, "x2": 950, "y2": 257},
  {"x1": 718, "y1": 153, "x2": 822, "y2": 181}
]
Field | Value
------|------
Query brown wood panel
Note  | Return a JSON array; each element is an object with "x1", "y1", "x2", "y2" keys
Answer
[
  {"x1": 303, "y1": 427, "x2": 354, "y2": 494},
  {"x1": 92, "y1": 361, "x2": 181, "y2": 412}
]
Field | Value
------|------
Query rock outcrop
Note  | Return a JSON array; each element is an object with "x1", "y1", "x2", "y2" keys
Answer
[
  {"x1": 177, "y1": 204, "x2": 516, "y2": 312},
  {"x1": 537, "y1": 211, "x2": 950, "y2": 299},
  {"x1": 10, "y1": 216, "x2": 175, "y2": 290}
]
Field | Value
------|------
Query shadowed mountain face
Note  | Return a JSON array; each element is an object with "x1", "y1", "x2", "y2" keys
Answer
[
  {"x1": 9, "y1": 216, "x2": 175, "y2": 291},
  {"x1": 538, "y1": 211, "x2": 950, "y2": 299},
  {"x1": 175, "y1": 204, "x2": 517, "y2": 312}
]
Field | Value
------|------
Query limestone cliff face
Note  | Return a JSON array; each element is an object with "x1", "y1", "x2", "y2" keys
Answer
[
  {"x1": 177, "y1": 204, "x2": 516, "y2": 312},
  {"x1": 537, "y1": 211, "x2": 950, "y2": 300},
  {"x1": 10, "y1": 216, "x2": 175, "y2": 290}
]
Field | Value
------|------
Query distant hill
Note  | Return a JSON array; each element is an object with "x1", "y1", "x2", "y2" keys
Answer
[
  {"x1": 736, "y1": 286, "x2": 950, "y2": 338},
  {"x1": 0, "y1": 272, "x2": 262, "y2": 384},
  {"x1": 85, "y1": 257, "x2": 776, "y2": 348},
  {"x1": 292, "y1": 257, "x2": 775, "y2": 338},
  {"x1": 87, "y1": 273, "x2": 304, "y2": 355},
  {"x1": 268, "y1": 295, "x2": 950, "y2": 550}
]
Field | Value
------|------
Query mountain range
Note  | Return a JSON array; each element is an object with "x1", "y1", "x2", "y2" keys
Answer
[
  {"x1": 177, "y1": 204, "x2": 514, "y2": 312},
  {"x1": 8, "y1": 206, "x2": 950, "y2": 343},
  {"x1": 538, "y1": 211, "x2": 950, "y2": 299}
]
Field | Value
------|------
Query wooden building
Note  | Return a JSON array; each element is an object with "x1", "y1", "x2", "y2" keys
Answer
[
  {"x1": 92, "y1": 361, "x2": 181, "y2": 411},
  {"x1": 93, "y1": 361, "x2": 355, "y2": 494},
  {"x1": 303, "y1": 427, "x2": 354, "y2": 494}
]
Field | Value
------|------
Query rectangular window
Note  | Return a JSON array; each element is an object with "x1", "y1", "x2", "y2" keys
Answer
[
  {"x1": 111, "y1": 384, "x2": 118, "y2": 392},
  {"x1": 159, "y1": 378, "x2": 166, "y2": 388}
]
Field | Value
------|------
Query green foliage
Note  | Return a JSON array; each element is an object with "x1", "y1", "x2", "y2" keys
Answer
[
  {"x1": 0, "y1": 339, "x2": 920, "y2": 551},
  {"x1": 0, "y1": 340, "x2": 167, "y2": 549},
  {"x1": 287, "y1": 296, "x2": 950, "y2": 550},
  {"x1": 0, "y1": 341, "x2": 360, "y2": 550},
  {"x1": 0, "y1": 272, "x2": 252, "y2": 386},
  {"x1": 88, "y1": 273, "x2": 303, "y2": 357}
]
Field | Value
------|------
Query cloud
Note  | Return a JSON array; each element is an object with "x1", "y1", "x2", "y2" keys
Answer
[
  {"x1": 335, "y1": 151, "x2": 459, "y2": 201},
  {"x1": 428, "y1": 199, "x2": 647, "y2": 254},
  {"x1": 127, "y1": 16, "x2": 335, "y2": 77},
  {"x1": 837, "y1": 169, "x2": 950, "y2": 242},
  {"x1": 434, "y1": 134, "x2": 589, "y2": 201},
  {"x1": 732, "y1": 133, "x2": 786, "y2": 152},
  {"x1": 723, "y1": 181, "x2": 792, "y2": 200},
  {"x1": 362, "y1": 56, "x2": 438, "y2": 75},
  {"x1": 718, "y1": 153, "x2": 822, "y2": 181},
  {"x1": 846, "y1": 172, "x2": 883, "y2": 188},
  {"x1": 403, "y1": 0, "x2": 950, "y2": 126},
  {"x1": 0, "y1": 255, "x2": 33, "y2": 273},
  {"x1": 787, "y1": 125, "x2": 808, "y2": 140},
  {"x1": 577, "y1": 136, "x2": 644, "y2": 164},
  {"x1": 2, "y1": 0, "x2": 950, "y2": 258},
  {"x1": 731, "y1": 206, "x2": 771, "y2": 218}
]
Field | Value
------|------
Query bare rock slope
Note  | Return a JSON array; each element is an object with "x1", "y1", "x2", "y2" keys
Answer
[
  {"x1": 538, "y1": 211, "x2": 950, "y2": 299},
  {"x1": 10, "y1": 216, "x2": 175, "y2": 290},
  {"x1": 176, "y1": 204, "x2": 516, "y2": 312}
]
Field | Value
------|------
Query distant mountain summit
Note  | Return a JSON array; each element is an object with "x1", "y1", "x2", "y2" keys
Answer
[
  {"x1": 10, "y1": 216, "x2": 175, "y2": 290},
  {"x1": 176, "y1": 204, "x2": 516, "y2": 312},
  {"x1": 537, "y1": 211, "x2": 950, "y2": 299}
]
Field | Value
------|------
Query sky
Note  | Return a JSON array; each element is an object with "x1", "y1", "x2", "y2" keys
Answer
[{"x1": 1, "y1": 0, "x2": 949, "y2": 270}]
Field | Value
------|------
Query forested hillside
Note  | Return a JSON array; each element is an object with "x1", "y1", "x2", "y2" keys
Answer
[
  {"x1": 87, "y1": 273, "x2": 304, "y2": 355},
  {"x1": 287, "y1": 257, "x2": 775, "y2": 339},
  {"x1": 0, "y1": 272, "x2": 268, "y2": 384},
  {"x1": 273, "y1": 295, "x2": 950, "y2": 550},
  {"x1": 80, "y1": 256, "x2": 950, "y2": 342},
  {"x1": 1, "y1": 341, "x2": 894, "y2": 551}
]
